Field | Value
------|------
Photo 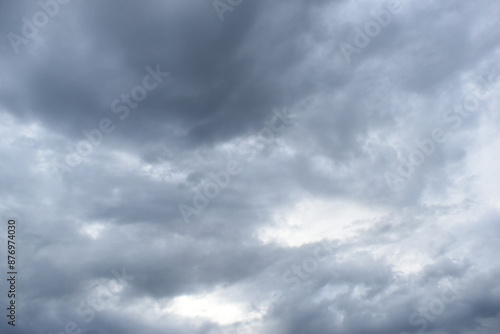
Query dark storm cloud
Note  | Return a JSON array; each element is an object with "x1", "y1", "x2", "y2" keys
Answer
[
  {"x1": 0, "y1": 0, "x2": 499, "y2": 333},
  {"x1": 1, "y1": 0, "x2": 341, "y2": 151}
]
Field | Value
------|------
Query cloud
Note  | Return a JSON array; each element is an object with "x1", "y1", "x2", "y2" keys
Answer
[{"x1": 0, "y1": 0, "x2": 499, "y2": 333}]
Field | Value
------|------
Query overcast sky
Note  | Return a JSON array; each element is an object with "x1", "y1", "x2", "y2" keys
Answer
[{"x1": 1, "y1": 0, "x2": 500, "y2": 333}]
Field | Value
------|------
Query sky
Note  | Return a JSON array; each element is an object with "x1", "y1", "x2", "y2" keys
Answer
[{"x1": 0, "y1": 0, "x2": 500, "y2": 333}]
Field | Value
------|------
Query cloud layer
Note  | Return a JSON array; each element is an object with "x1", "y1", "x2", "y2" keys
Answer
[{"x1": 1, "y1": 0, "x2": 500, "y2": 333}]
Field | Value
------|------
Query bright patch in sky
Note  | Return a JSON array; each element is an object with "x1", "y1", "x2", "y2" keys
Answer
[
  {"x1": 165, "y1": 289, "x2": 249, "y2": 325},
  {"x1": 80, "y1": 223, "x2": 106, "y2": 239},
  {"x1": 259, "y1": 197, "x2": 387, "y2": 247}
]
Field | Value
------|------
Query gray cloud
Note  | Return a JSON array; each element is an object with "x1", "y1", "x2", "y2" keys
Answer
[{"x1": 1, "y1": 0, "x2": 499, "y2": 333}]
